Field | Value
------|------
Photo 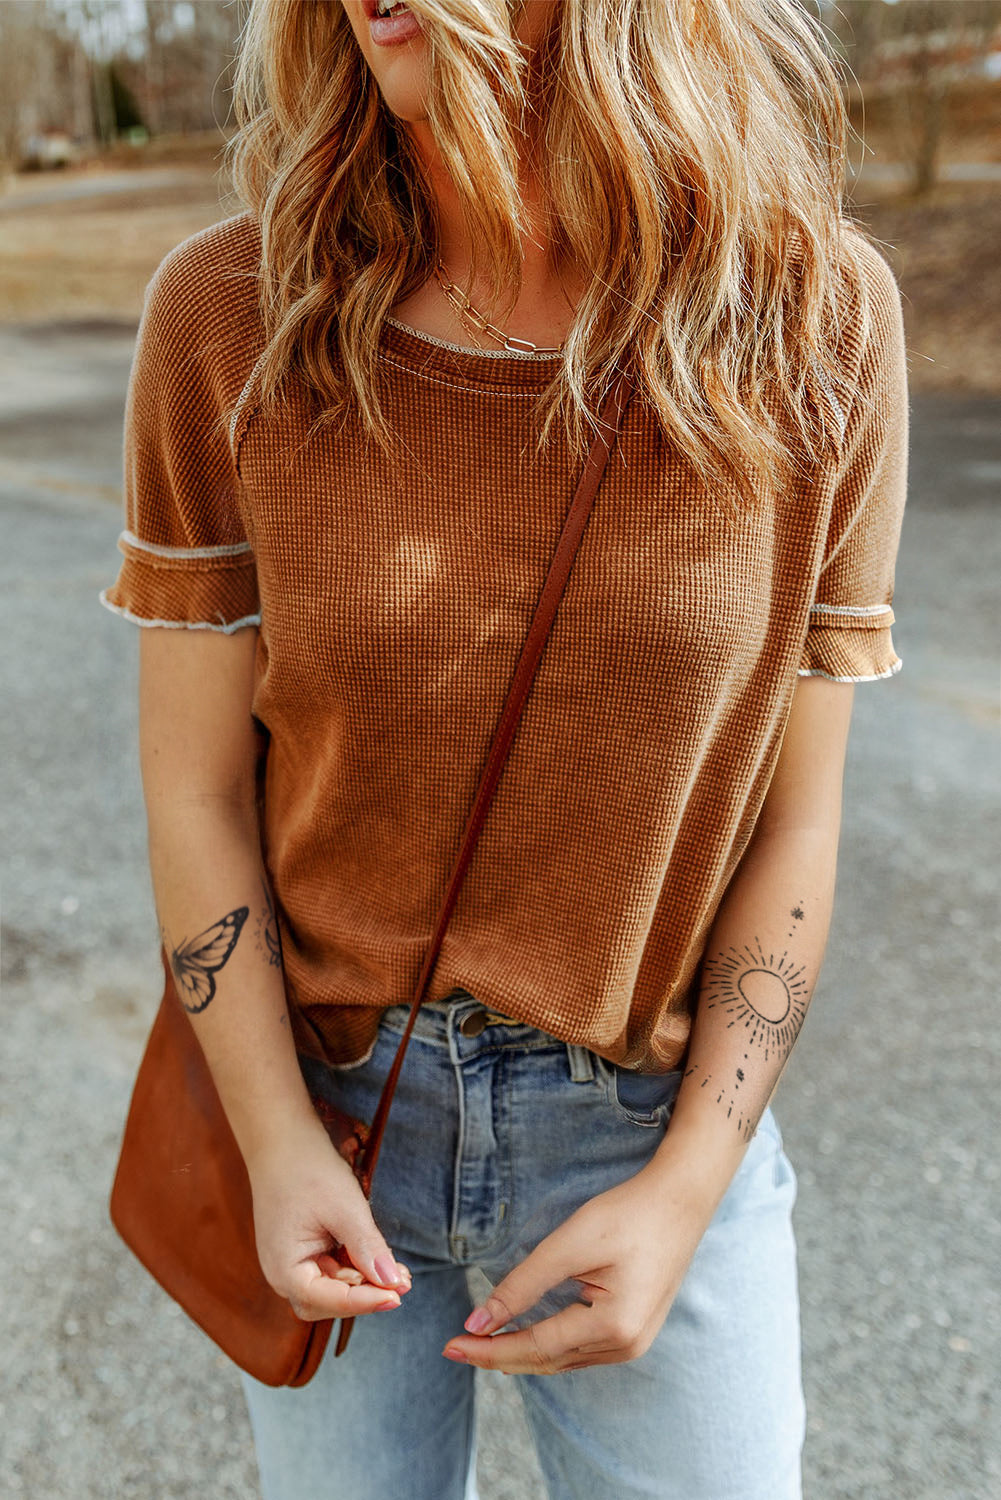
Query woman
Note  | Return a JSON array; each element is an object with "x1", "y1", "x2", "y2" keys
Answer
[{"x1": 101, "y1": 0, "x2": 908, "y2": 1496}]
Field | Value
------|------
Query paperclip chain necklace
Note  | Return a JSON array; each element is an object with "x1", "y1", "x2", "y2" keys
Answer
[{"x1": 433, "y1": 259, "x2": 565, "y2": 355}]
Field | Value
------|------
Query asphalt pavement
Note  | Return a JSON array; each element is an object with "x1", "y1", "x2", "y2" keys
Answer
[{"x1": 0, "y1": 319, "x2": 998, "y2": 1500}]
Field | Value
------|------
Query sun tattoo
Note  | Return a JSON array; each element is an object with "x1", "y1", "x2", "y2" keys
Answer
[
  {"x1": 685, "y1": 938, "x2": 812, "y2": 1140},
  {"x1": 702, "y1": 941, "x2": 809, "y2": 1062},
  {"x1": 684, "y1": 1056, "x2": 762, "y2": 1141}
]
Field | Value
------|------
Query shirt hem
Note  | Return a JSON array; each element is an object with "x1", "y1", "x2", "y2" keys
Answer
[
  {"x1": 797, "y1": 658, "x2": 902, "y2": 683},
  {"x1": 98, "y1": 590, "x2": 261, "y2": 634}
]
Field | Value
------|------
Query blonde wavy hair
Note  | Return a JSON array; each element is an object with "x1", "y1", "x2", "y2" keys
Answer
[{"x1": 225, "y1": 0, "x2": 879, "y2": 506}]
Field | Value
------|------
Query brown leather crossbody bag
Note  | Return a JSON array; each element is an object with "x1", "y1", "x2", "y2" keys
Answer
[{"x1": 109, "y1": 370, "x2": 633, "y2": 1387}]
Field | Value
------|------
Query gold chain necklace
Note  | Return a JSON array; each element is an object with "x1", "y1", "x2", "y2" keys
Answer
[{"x1": 433, "y1": 259, "x2": 563, "y2": 355}]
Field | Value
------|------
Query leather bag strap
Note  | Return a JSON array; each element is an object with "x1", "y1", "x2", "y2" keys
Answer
[{"x1": 355, "y1": 368, "x2": 634, "y2": 1198}]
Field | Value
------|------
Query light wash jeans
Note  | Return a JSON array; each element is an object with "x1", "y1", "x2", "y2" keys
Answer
[{"x1": 241, "y1": 990, "x2": 805, "y2": 1500}]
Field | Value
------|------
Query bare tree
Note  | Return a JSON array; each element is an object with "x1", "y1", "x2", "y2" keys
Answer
[
  {"x1": 0, "y1": 1, "x2": 94, "y2": 174},
  {"x1": 0, "y1": 0, "x2": 244, "y2": 174},
  {"x1": 74, "y1": 0, "x2": 119, "y2": 146},
  {"x1": 891, "y1": 0, "x2": 1001, "y2": 195},
  {"x1": 822, "y1": 0, "x2": 891, "y2": 99},
  {"x1": 825, "y1": 0, "x2": 1001, "y2": 195},
  {"x1": 143, "y1": 0, "x2": 175, "y2": 136},
  {"x1": 124, "y1": 0, "x2": 243, "y2": 137},
  {"x1": 0, "y1": 4, "x2": 46, "y2": 173}
]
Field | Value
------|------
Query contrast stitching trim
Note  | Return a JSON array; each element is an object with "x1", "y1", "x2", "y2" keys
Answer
[
  {"x1": 228, "y1": 346, "x2": 270, "y2": 464},
  {"x1": 384, "y1": 315, "x2": 563, "y2": 362},
  {"x1": 98, "y1": 590, "x2": 260, "y2": 634},
  {"x1": 808, "y1": 353, "x2": 847, "y2": 444},
  {"x1": 376, "y1": 352, "x2": 544, "y2": 399},
  {"x1": 809, "y1": 602, "x2": 893, "y2": 619},
  {"x1": 797, "y1": 659, "x2": 902, "y2": 683},
  {"x1": 118, "y1": 529, "x2": 253, "y2": 561}
]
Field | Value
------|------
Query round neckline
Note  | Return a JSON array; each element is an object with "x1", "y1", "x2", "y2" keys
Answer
[
  {"x1": 379, "y1": 313, "x2": 564, "y2": 393},
  {"x1": 384, "y1": 313, "x2": 563, "y2": 360}
]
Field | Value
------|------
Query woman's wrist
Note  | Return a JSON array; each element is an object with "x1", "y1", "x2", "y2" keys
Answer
[
  {"x1": 223, "y1": 1074, "x2": 329, "y2": 1170},
  {"x1": 644, "y1": 1103, "x2": 752, "y2": 1220},
  {"x1": 189, "y1": 1006, "x2": 328, "y2": 1167}
]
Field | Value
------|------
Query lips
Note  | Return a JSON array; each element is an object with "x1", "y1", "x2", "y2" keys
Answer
[{"x1": 363, "y1": 0, "x2": 423, "y2": 44}]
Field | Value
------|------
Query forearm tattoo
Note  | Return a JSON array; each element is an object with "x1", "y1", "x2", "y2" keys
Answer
[
  {"x1": 685, "y1": 908, "x2": 811, "y2": 1141},
  {"x1": 256, "y1": 878, "x2": 282, "y2": 967},
  {"x1": 164, "y1": 906, "x2": 248, "y2": 1014}
]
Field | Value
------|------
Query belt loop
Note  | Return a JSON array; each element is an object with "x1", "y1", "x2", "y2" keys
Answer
[{"x1": 566, "y1": 1042, "x2": 595, "y2": 1084}]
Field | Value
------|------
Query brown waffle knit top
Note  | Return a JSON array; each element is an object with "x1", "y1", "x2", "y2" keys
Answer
[{"x1": 101, "y1": 211, "x2": 909, "y2": 1071}]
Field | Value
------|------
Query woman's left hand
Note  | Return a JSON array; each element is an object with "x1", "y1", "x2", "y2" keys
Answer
[{"x1": 441, "y1": 1161, "x2": 717, "y2": 1374}]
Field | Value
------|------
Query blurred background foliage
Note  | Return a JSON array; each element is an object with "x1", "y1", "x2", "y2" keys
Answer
[{"x1": 0, "y1": 0, "x2": 999, "y2": 390}]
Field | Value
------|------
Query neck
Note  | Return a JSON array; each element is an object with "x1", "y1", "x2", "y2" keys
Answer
[
  {"x1": 409, "y1": 121, "x2": 555, "y2": 275},
  {"x1": 401, "y1": 6, "x2": 571, "y2": 323},
  {"x1": 400, "y1": 126, "x2": 583, "y2": 355}
]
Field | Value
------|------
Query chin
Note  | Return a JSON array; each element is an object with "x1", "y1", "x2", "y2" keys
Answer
[
  {"x1": 377, "y1": 75, "x2": 431, "y2": 126},
  {"x1": 348, "y1": 1, "x2": 431, "y2": 122}
]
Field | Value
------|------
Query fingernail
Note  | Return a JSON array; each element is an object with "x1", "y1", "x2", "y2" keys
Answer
[
  {"x1": 442, "y1": 1347, "x2": 468, "y2": 1363},
  {"x1": 374, "y1": 1254, "x2": 405, "y2": 1286},
  {"x1": 464, "y1": 1307, "x2": 492, "y2": 1335},
  {"x1": 374, "y1": 1297, "x2": 400, "y2": 1312}
]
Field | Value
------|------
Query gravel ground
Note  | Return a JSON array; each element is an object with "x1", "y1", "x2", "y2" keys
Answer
[{"x1": 0, "y1": 323, "x2": 998, "y2": 1499}]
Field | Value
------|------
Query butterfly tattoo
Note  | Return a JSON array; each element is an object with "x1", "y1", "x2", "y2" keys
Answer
[{"x1": 166, "y1": 906, "x2": 249, "y2": 1014}]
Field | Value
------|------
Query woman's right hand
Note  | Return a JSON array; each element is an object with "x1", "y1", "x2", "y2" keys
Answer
[{"x1": 246, "y1": 1117, "x2": 413, "y2": 1322}]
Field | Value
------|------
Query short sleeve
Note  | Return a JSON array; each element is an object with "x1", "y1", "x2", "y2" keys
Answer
[
  {"x1": 799, "y1": 242, "x2": 909, "y2": 683},
  {"x1": 99, "y1": 232, "x2": 261, "y2": 633}
]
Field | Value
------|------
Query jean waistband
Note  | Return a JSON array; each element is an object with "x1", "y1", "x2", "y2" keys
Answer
[
  {"x1": 420, "y1": 992, "x2": 481, "y2": 1014},
  {"x1": 420, "y1": 990, "x2": 520, "y2": 1020},
  {"x1": 378, "y1": 991, "x2": 598, "y2": 1083}
]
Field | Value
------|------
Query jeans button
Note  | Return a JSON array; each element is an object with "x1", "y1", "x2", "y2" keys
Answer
[{"x1": 459, "y1": 1007, "x2": 488, "y2": 1037}]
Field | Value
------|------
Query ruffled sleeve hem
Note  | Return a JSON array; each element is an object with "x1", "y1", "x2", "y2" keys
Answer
[
  {"x1": 798, "y1": 604, "x2": 901, "y2": 683},
  {"x1": 99, "y1": 531, "x2": 260, "y2": 633}
]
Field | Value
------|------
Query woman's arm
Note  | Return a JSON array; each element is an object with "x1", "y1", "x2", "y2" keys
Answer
[
  {"x1": 443, "y1": 674, "x2": 854, "y2": 1372},
  {"x1": 648, "y1": 672, "x2": 854, "y2": 1207},
  {"x1": 139, "y1": 626, "x2": 411, "y2": 1319}
]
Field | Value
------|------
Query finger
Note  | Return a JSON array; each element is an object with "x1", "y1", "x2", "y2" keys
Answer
[
  {"x1": 334, "y1": 1223, "x2": 411, "y2": 1291},
  {"x1": 445, "y1": 1300, "x2": 613, "y2": 1376},
  {"x1": 316, "y1": 1251, "x2": 411, "y2": 1289},
  {"x1": 315, "y1": 1255, "x2": 364, "y2": 1284},
  {"x1": 461, "y1": 1237, "x2": 585, "y2": 1336},
  {"x1": 287, "y1": 1260, "x2": 405, "y2": 1322}
]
